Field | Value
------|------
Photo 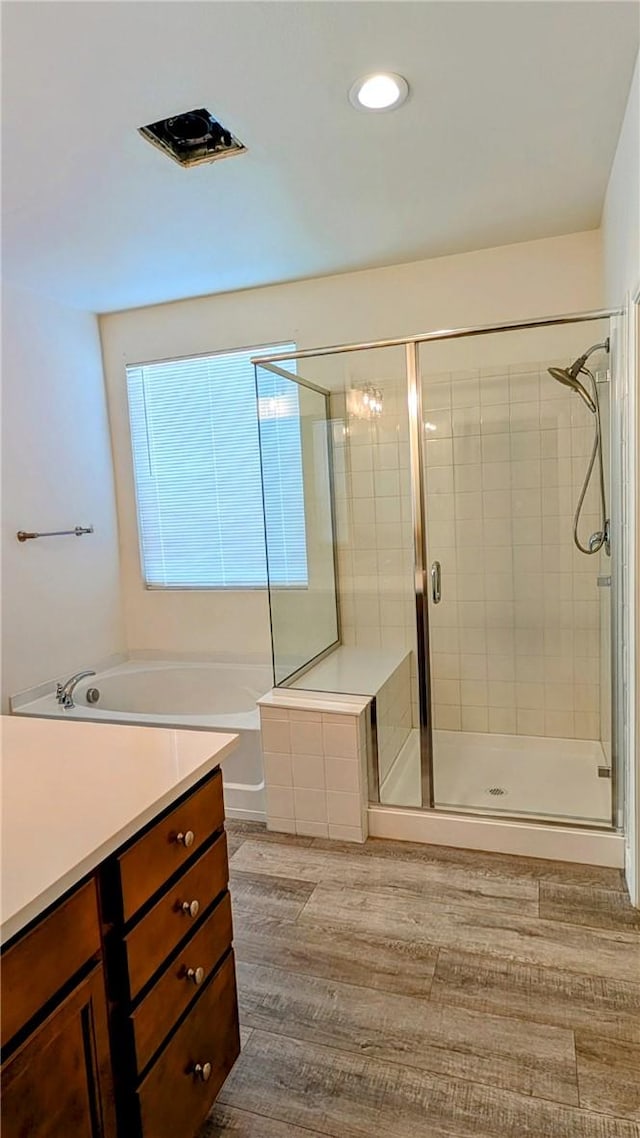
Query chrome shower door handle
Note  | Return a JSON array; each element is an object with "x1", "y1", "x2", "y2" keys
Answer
[{"x1": 431, "y1": 561, "x2": 441, "y2": 604}]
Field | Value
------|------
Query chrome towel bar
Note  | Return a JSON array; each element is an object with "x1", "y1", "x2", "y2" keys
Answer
[{"x1": 17, "y1": 526, "x2": 94, "y2": 542}]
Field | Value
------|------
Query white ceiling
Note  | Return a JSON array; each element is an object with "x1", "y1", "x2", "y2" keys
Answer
[{"x1": 2, "y1": 1, "x2": 638, "y2": 313}]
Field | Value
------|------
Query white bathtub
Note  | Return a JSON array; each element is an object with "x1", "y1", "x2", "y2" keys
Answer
[{"x1": 12, "y1": 660, "x2": 272, "y2": 821}]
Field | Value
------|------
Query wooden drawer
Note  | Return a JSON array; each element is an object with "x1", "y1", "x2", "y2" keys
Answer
[
  {"x1": 137, "y1": 953, "x2": 240, "y2": 1138},
  {"x1": 117, "y1": 770, "x2": 224, "y2": 922},
  {"x1": 125, "y1": 833, "x2": 228, "y2": 999},
  {"x1": 1, "y1": 879, "x2": 100, "y2": 1049},
  {"x1": 130, "y1": 892, "x2": 233, "y2": 1073},
  {"x1": 1, "y1": 964, "x2": 115, "y2": 1138}
]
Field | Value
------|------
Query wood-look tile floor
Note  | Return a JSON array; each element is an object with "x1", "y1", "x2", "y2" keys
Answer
[{"x1": 202, "y1": 822, "x2": 640, "y2": 1138}]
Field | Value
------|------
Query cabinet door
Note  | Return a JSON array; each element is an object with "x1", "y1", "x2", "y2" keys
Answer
[{"x1": 1, "y1": 965, "x2": 115, "y2": 1138}]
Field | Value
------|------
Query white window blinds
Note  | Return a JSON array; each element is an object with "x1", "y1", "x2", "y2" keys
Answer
[{"x1": 126, "y1": 344, "x2": 307, "y2": 588}]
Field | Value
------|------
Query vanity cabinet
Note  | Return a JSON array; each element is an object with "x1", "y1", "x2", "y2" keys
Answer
[
  {"x1": 0, "y1": 880, "x2": 115, "y2": 1138},
  {"x1": 100, "y1": 765, "x2": 240, "y2": 1138},
  {"x1": 1, "y1": 763, "x2": 240, "y2": 1138}
]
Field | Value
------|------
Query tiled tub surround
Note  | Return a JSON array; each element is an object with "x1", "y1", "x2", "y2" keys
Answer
[
  {"x1": 423, "y1": 360, "x2": 609, "y2": 745},
  {"x1": 259, "y1": 691, "x2": 370, "y2": 842}
]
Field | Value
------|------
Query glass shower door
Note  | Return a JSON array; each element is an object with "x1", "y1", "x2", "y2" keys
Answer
[{"x1": 419, "y1": 318, "x2": 613, "y2": 826}]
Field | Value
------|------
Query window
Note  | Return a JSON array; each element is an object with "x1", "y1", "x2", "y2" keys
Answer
[{"x1": 126, "y1": 344, "x2": 307, "y2": 588}]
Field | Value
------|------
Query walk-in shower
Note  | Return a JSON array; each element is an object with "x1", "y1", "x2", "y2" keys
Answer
[{"x1": 253, "y1": 308, "x2": 623, "y2": 835}]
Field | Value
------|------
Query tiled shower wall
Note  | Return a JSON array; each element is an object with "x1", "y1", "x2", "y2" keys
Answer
[
  {"x1": 328, "y1": 353, "x2": 608, "y2": 744},
  {"x1": 331, "y1": 378, "x2": 417, "y2": 659},
  {"x1": 423, "y1": 362, "x2": 606, "y2": 741},
  {"x1": 376, "y1": 654, "x2": 413, "y2": 783}
]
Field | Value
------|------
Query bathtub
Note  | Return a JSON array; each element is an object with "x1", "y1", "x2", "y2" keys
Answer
[{"x1": 12, "y1": 660, "x2": 273, "y2": 821}]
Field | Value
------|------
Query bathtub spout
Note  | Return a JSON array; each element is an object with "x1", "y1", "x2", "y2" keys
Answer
[{"x1": 56, "y1": 669, "x2": 96, "y2": 710}]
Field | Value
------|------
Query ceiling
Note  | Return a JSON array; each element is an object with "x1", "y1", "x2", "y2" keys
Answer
[{"x1": 2, "y1": 1, "x2": 638, "y2": 313}]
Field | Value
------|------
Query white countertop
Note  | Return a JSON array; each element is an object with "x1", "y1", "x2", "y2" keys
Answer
[{"x1": 1, "y1": 716, "x2": 238, "y2": 944}]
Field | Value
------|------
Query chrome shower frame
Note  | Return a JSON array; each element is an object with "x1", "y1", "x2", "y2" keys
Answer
[{"x1": 253, "y1": 306, "x2": 624, "y2": 833}]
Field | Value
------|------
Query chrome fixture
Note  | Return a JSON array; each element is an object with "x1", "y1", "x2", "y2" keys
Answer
[
  {"x1": 348, "y1": 384, "x2": 383, "y2": 419},
  {"x1": 547, "y1": 339, "x2": 610, "y2": 556},
  {"x1": 56, "y1": 670, "x2": 96, "y2": 710},
  {"x1": 547, "y1": 338, "x2": 608, "y2": 411},
  {"x1": 431, "y1": 560, "x2": 442, "y2": 604},
  {"x1": 251, "y1": 308, "x2": 622, "y2": 366},
  {"x1": 17, "y1": 525, "x2": 93, "y2": 543},
  {"x1": 547, "y1": 366, "x2": 596, "y2": 412}
]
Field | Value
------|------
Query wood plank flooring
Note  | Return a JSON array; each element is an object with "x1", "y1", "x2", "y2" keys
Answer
[{"x1": 201, "y1": 822, "x2": 640, "y2": 1138}]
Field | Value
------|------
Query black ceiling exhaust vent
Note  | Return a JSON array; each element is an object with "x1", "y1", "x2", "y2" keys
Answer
[{"x1": 139, "y1": 108, "x2": 246, "y2": 168}]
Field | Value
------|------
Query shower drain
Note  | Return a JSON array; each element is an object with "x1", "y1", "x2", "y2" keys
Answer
[{"x1": 486, "y1": 786, "x2": 507, "y2": 797}]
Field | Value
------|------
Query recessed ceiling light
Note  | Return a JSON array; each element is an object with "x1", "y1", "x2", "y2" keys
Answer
[{"x1": 349, "y1": 72, "x2": 409, "y2": 112}]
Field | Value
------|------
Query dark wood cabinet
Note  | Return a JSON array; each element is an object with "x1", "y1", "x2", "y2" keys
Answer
[
  {"x1": 1, "y1": 765, "x2": 239, "y2": 1138},
  {"x1": 130, "y1": 892, "x2": 234, "y2": 1073},
  {"x1": 1, "y1": 937, "x2": 115, "y2": 1138},
  {"x1": 136, "y1": 953, "x2": 240, "y2": 1138},
  {"x1": 1, "y1": 879, "x2": 101, "y2": 1050},
  {"x1": 116, "y1": 771, "x2": 225, "y2": 922}
]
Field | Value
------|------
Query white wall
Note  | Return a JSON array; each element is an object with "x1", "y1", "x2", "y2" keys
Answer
[
  {"x1": 1, "y1": 284, "x2": 124, "y2": 707},
  {"x1": 603, "y1": 54, "x2": 640, "y2": 306},
  {"x1": 100, "y1": 229, "x2": 603, "y2": 665},
  {"x1": 602, "y1": 51, "x2": 640, "y2": 904}
]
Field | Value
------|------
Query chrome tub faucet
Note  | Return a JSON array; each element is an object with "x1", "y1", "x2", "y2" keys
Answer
[{"x1": 56, "y1": 670, "x2": 96, "y2": 710}]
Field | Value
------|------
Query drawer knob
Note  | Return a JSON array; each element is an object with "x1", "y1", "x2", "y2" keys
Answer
[
  {"x1": 180, "y1": 899, "x2": 200, "y2": 919},
  {"x1": 193, "y1": 1061, "x2": 212, "y2": 1082},
  {"x1": 186, "y1": 966, "x2": 205, "y2": 986},
  {"x1": 175, "y1": 830, "x2": 195, "y2": 848}
]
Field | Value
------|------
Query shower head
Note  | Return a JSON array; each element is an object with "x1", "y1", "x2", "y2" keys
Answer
[
  {"x1": 547, "y1": 366, "x2": 597, "y2": 412},
  {"x1": 547, "y1": 337, "x2": 609, "y2": 414}
]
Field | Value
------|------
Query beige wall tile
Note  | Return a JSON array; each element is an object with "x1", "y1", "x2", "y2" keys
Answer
[
  {"x1": 290, "y1": 720, "x2": 324, "y2": 756},
  {"x1": 293, "y1": 788, "x2": 327, "y2": 823},
  {"x1": 292, "y1": 754, "x2": 326, "y2": 790},
  {"x1": 327, "y1": 791, "x2": 362, "y2": 827},
  {"x1": 261, "y1": 718, "x2": 291, "y2": 754},
  {"x1": 266, "y1": 786, "x2": 295, "y2": 819},
  {"x1": 264, "y1": 752, "x2": 293, "y2": 788}
]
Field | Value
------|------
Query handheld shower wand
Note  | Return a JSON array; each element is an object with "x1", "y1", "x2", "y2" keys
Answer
[{"x1": 547, "y1": 339, "x2": 610, "y2": 556}]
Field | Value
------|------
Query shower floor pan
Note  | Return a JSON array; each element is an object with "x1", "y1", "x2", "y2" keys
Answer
[{"x1": 381, "y1": 728, "x2": 611, "y2": 826}]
